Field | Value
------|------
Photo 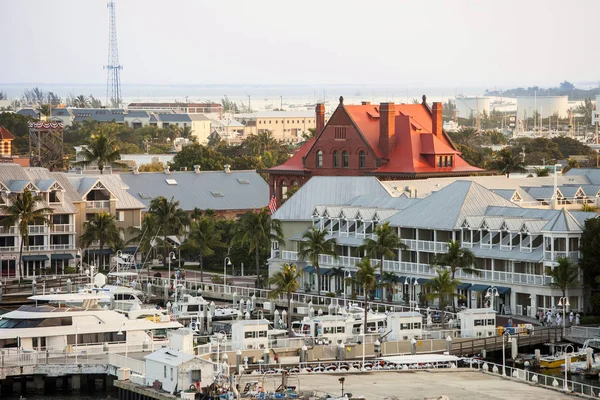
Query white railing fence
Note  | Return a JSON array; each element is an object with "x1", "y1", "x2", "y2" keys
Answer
[{"x1": 109, "y1": 353, "x2": 146, "y2": 374}]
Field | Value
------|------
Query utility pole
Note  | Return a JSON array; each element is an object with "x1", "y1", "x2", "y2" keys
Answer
[
  {"x1": 280, "y1": 96, "x2": 283, "y2": 110},
  {"x1": 105, "y1": 0, "x2": 123, "y2": 108}
]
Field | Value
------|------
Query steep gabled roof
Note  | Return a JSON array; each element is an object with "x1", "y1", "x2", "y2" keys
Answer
[
  {"x1": 267, "y1": 138, "x2": 315, "y2": 173},
  {"x1": 0, "y1": 125, "x2": 15, "y2": 140},
  {"x1": 386, "y1": 181, "x2": 519, "y2": 230}
]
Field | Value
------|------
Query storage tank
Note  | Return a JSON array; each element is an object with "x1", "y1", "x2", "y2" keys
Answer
[
  {"x1": 454, "y1": 96, "x2": 491, "y2": 119},
  {"x1": 516, "y1": 96, "x2": 568, "y2": 119}
]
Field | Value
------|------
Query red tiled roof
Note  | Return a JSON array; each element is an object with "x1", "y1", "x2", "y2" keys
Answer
[
  {"x1": 267, "y1": 138, "x2": 315, "y2": 173},
  {"x1": 0, "y1": 125, "x2": 15, "y2": 140}
]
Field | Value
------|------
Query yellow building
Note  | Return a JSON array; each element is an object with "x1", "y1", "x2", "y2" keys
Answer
[{"x1": 236, "y1": 111, "x2": 328, "y2": 143}]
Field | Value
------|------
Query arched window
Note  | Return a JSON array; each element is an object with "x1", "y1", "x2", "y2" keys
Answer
[
  {"x1": 332, "y1": 151, "x2": 339, "y2": 168},
  {"x1": 281, "y1": 180, "x2": 288, "y2": 201},
  {"x1": 316, "y1": 150, "x2": 323, "y2": 167},
  {"x1": 342, "y1": 151, "x2": 349, "y2": 168},
  {"x1": 359, "y1": 151, "x2": 366, "y2": 168}
]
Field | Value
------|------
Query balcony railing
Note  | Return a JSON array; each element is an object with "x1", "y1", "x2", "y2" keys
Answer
[
  {"x1": 278, "y1": 250, "x2": 554, "y2": 287},
  {"x1": 0, "y1": 226, "x2": 16, "y2": 235},
  {"x1": 50, "y1": 244, "x2": 73, "y2": 250},
  {"x1": 27, "y1": 245, "x2": 47, "y2": 251},
  {"x1": 50, "y1": 224, "x2": 74, "y2": 233},
  {"x1": 0, "y1": 246, "x2": 17, "y2": 252},
  {"x1": 86, "y1": 200, "x2": 110, "y2": 209},
  {"x1": 402, "y1": 239, "x2": 448, "y2": 253},
  {"x1": 28, "y1": 225, "x2": 47, "y2": 234},
  {"x1": 543, "y1": 250, "x2": 580, "y2": 262}
]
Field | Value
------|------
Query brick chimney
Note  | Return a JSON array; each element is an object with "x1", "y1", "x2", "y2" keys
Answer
[
  {"x1": 432, "y1": 102, "x2": 443, "y2": 138},
  {"x1": 379, "y1": 102, "x2": 395, "y2": 158},
  {"x1": 315, "y1": 103, "x2": 325, "y2": 135}
]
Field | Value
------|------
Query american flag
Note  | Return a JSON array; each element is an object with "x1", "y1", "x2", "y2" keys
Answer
[{"x1": 268, "y1": 195, "x2": 277, "y2": 214}]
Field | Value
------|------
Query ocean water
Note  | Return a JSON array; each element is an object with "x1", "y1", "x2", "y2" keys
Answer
[{"x1": 1, "y1": 83, "x2": 489, "y2": 109}]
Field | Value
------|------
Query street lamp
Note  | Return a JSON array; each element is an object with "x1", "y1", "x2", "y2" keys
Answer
[
  {"x1": 502, "y1": 331, "x2": 509, "y2": 376},
  {"x1": 77, "y1": 248, "x2": 82, "y2": 276},
  {"x1": 168, "y1": 251, "x2": 176, "y2": 287},
  {"x1": 485, "y1": 287, "x2": 499, "y2": 311},
  {"x1": 557, "y1": 297, "x2": 570, "y2": 337},
  {"x1": 338, "y1": 377, "x2": 345, "y2": 397},
  {"x1": 404, "y1": 277, "x2": 419, "y2": 314},
  {"x1": 117, "y1": 323, "x2": 127, "y2": 357},
  {"x1": 344, "y1": 270, "x2": 351, "y2": 309},
  {"x1": 223, "y1": 257, "x2": 232, "y2": 284}
]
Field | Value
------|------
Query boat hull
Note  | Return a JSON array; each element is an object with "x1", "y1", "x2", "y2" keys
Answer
[{"x1": 540, "y1": 355, "x2": 581, "y2": 369}]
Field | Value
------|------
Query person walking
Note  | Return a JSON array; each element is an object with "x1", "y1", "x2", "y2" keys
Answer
[
  {"x1": 576, "y1": 313, "x2": 581, "y2": 326},
  {"x1": 569, "y1": 311, "x2": 574, "y2": 326}
]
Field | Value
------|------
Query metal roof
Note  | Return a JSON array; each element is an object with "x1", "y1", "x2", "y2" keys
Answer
[
  {"x1": 272, "y1": 176, "x2": 391, "y2": 221},
  {"x1": 155, "y1": 113, "x2": 192, "y2": 122},
  {"x1": 17, "y1": 108, "x2": 38, "y2": 118},
  {"x1": 523, "y1": 186, "x2": 557, "y2": 199},
  {"x1": 470, "y1": 244, "x2": 544, "y2": 262},
  {"x1": 119, "y1": 170, "x2": 269, "y2": 212},
  {"x1": 386, "y1": 181, "x2": 519, "y2": 230},
  {"x1": 542, "y1": 209, "x2": 583, "y2": 233},
  {"x1": 564, "y1": 168, "x2": 600, "y2": 184}
]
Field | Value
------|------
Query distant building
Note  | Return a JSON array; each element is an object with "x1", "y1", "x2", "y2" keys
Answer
[
  {"x1": 516, "y1": 96, "x2": 569, "y2": 119},
  {"x1": 51, "y1": 108, "x2": 74, "y2": 126},
  {"x1": 188, "y1": 114, "x2": 211, "y2": 144},
  {"x1": 16, "y1": 108, "x2": 38, "y2": 119},
  {"x1": 209, "y1": 118, "x2": 245, "y2": 144},
  {"x1": 128, "y1": 102, "x2": 222, "y2": 115},
  {"x1": 592, "y1": 95, "x2": 600, "y2": 125},
  {"x1": 73, "y1": 108, "x2": 125, "y2": 124},
  {"x1": 0, "y1": 125, "x2": 14, "y2": 159},
  {"x1": 235, "y1": 111, "x2": 320, "y2": 142},
  {"x1": 124, "y1": 110, "x2": 151, "y2": 129},
  {"x1": 120, "y1": 166, "x2": 269, "y2": 219},
  {"x1": 265, "y1": 96, "x2": 485, "y2": 207},
  {"x1": 148, "y1": 113, "x2": 192, "y2": 129},
  {"x1": 454, "y1": 96, "x2": 491, "y2": 119}
]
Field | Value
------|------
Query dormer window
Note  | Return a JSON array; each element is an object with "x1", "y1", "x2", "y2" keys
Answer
[
  {"x1": 49, "y1": 190, "x2": 61, "y2": 204},
  {"x1": 437, "y1": 155, "x2": 453, "y2": 168}
]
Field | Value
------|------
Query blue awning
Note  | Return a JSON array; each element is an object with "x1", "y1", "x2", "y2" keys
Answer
[
  {"x1": 303, "y1": 266, "x2": 316, "y2": 274},
  {"x1": 456, "y1": 283, "x2": 472, "y2": 290},
  {"x1": 85, "y1": 249, "x2": 113, "y2": 256},
  {"x1": 321, "y1": 269, "x2": 333, "y2": 276},
  {"x1": 469, "y1": 284, "x2": 490, "y2": 292},
  {"x1": 51, "y1": 253, "x2": 74, "y2": 261},
  {"x1": 495, "y1": 286, "x2": 511, "y2": 295},
  {"x1": 398, "y1": 276, "x2": 407, "y2": 283}
]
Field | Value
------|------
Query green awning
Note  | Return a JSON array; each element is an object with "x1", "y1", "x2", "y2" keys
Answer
[
  {"x1": 496, "y1": 286, "x2": 511, "y2": 295},
  {"x1": 22, "y1": 255, "x2": 49, "y2": 262},
  {"x1": 51, "y1": 253, "x2": 74, "y2": 261}
]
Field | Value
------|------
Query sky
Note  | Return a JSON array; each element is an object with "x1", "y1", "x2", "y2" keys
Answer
[{"x1": 1, "y1": 0, "x2": 599, "y2": 88}]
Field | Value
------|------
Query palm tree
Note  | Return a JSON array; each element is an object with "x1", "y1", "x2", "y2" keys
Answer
[
  {"x1": 0, "y1": 191, "x2": 53, "y2": 281},
  {"x1": 80, "y1": 212, "x2": 122, "y2": 270},
  {"x1": 548, "y1": 257, "x2": 579, "y2": 298},
  {"x1": 330, "y1": 266, "x2": 346, "y2": 295},
  {"x1": 184, "y1": 217, "x2": 226, "y2": 282},
  {"x1": 494, "y1": 149, "x2": 525, "y2": 178},
  {"x1": 297, "y1": 227, "x2": 338, "y2": 295},
  {"x1": 181, "y1": 126, "x2": 193, "y2": 139},
  {"x1": 73, "y1": 131, "x2": 125, "y2": 174},
  {"x1": 74, "y1": 95, "x2": 90, "y2": 108},
  {"x1": 147, "y1": 196, "x2": 189, "y2": 263},
  {"x1": 233, "y1": 208, "x2": 284, "y2": 287},
  {"x1": 380, "y1": 271, "x2": 398, "y2": 302},
  {"x1": 268, "y1": 263, "x2": 302, "y2": 334},
  {"x1": 361, "y1": 221, "x2": 407, "y2": 299},
  {"x1": 425, "y1": 268, "x2": 464, "y2": 311},
  {"x1": 433, "y1": 240, "x2": 478, "y2": 280},
  {"x1": 562, "y1": 159, "x2": 580, "y2": 174},
  {"x1": 354, "y1": 257, "x2": 377, "y2": 334}
]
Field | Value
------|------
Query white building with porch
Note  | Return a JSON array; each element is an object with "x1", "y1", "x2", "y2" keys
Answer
[{"x1": 269, "y1": 175, "x2": 597, "y2": 318}]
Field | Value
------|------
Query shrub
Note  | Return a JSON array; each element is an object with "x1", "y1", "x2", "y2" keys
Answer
[{"x1": 153, "y1": 272, "x2": 162, "y2": 278}]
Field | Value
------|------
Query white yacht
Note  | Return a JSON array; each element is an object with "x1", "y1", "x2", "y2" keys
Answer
[
  {"x1": 171, "y1": 294, "x2": 239, "y2": 322},
  {"x1": 0, "y1": 298, "x2": 182, "y2": 351},
  {"x1": 291, "y1": 312, "x2": 389, "y2": 344}
]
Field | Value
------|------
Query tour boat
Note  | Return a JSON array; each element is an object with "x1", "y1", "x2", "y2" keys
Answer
[
  {"x1": 171, "y1": 294, "x2": 239, "y2": 322},
  {"x1": 0, "y1": 297, "x2": 182, "y2": 351}
]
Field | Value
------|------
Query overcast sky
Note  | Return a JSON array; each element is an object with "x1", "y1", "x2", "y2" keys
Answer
[{"x1": 1, "y1": 0, "x2": 598, "y2": 88}]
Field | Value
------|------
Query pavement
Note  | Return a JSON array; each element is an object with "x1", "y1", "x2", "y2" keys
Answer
[{"x1": 244, "y1": 371, "x2": 574, "y2": 400}]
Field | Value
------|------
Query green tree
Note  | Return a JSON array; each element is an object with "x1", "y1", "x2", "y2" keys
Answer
[
  {"x1": 535, "y1": 167, "x2": 550, "y2": 177},
  {"x1": 576, "y1": 98, "x2": 594, "y2": 125},
  {"x1": 268, "y1": 263, "x2": 302, "y2": 333},
  {"x1": 170, "y1": 143, "x2": 227, "y2": 171},
  {"x1": 354, "y1": 257, "x2": 377, "y2": 333},
  {"x1": 562, "y1": 158, "x2": 580, "y2": 174},
  {"x1": 147, "y1": 196, "x2": 189, "y2": 263},
  {"x1": 361, "y1": 221, "x2": 407, "y2": 299},
  {"x1": 298, "y1": 227, "x2": 338, "y2": 295},
  {"x1": 494, "y1": 148, "x2": 525, "y2": 177},
  {"x1": 425, "y1": 268, "x2": 463, "y2": 311},
  {"x1": 0, "y1": 191, "x2": 53, "y2": 281},
  {"x1": 233, "y1": 208, "x2": 284, "y2": 287},
  {"x1": 138, "y1": 161, "x2": 164, "y2": 172},
  {"x1": 380, "y1": 271, "x2": 398, "y2": 302},
  {"x1": 73, "y1": 131, "x2": 125, "y2": 174},
  {"x1": 79, "y1": 212, "x2": 122, "y2": 270},
  {"x1": 580, "y1": 216, "x2": 600, "y2": 287},
  {"x1": 432, "y1": 241, "x2": 478, "y2": 308},
  {"x1": 548, "y1": 257, "x2": 579, "y2": 298},
  {"x1": 184, "y1": 217, "x2": 226, "y2": 282}
]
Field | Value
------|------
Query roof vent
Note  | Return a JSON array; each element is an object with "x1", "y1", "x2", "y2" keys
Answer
[
  {"x1": 237, "y1": 178, "x2": 250, "y2": 185},
  {"x1": 164, "y1": 166, "x2": 170, "y2": 175},
  {"x1": 361, "y1": 101, "x2": 371, "y2": 105},
  {"x1": 224, "y1": 164, "x2": 231, "y2": 174},
  {"x1": 194, "y1": 165, "x2": 201, "y2": 174},
  {"x1": 210, "y1": 190, "x2": 224, "y2": 197},
  {"x1": 165, "y1": 179, "x2": 178, "y2": 185}
]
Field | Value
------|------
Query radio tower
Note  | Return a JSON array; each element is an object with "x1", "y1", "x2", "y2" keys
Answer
[{"x1": 105, "y1": 0, "x2": 122, "y2": 108}]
